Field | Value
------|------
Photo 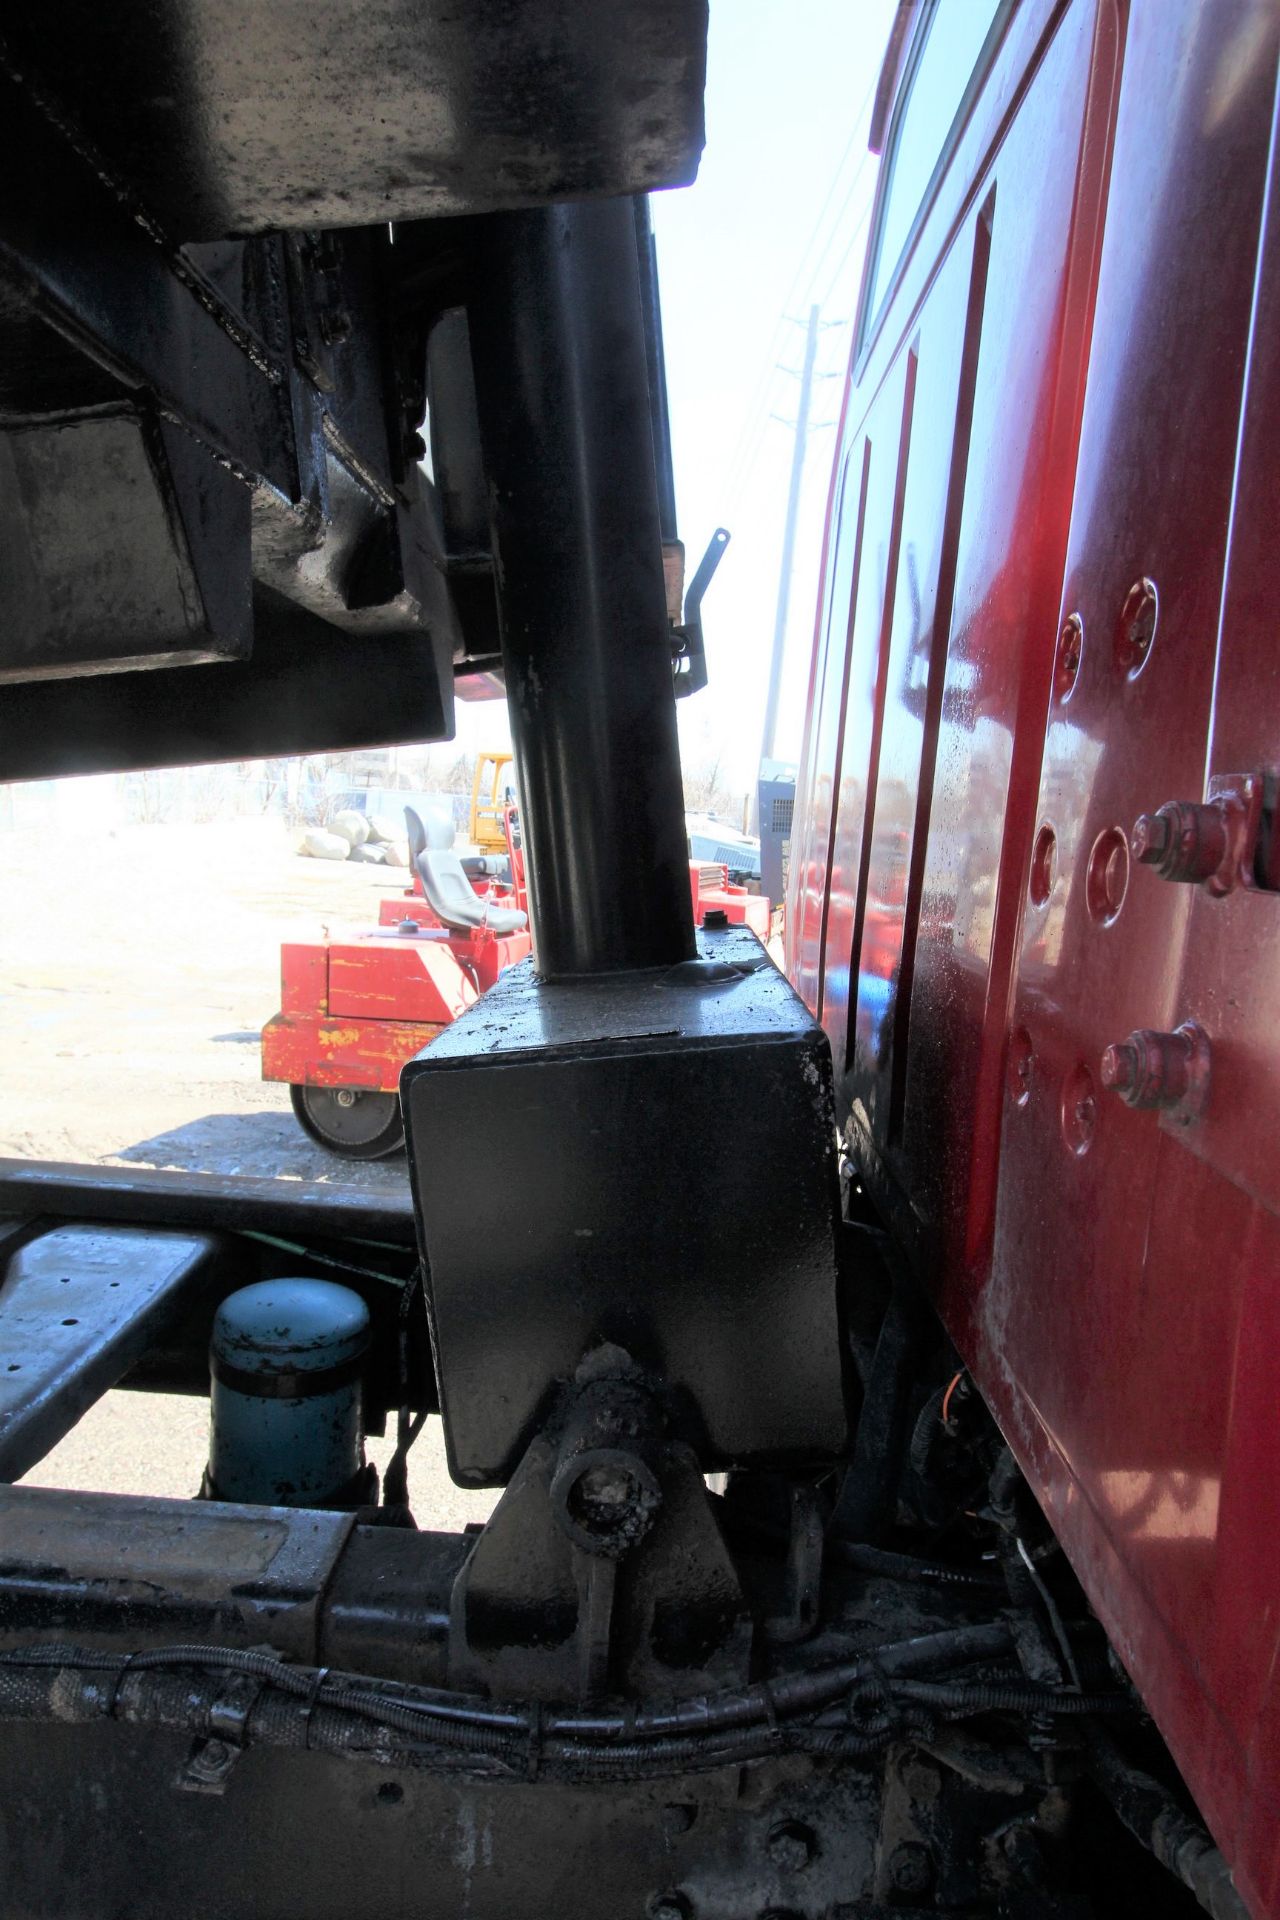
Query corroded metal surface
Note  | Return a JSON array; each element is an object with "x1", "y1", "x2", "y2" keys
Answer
[{"x1": 4, "y1": 2, "x2": 708, "y2": 239}]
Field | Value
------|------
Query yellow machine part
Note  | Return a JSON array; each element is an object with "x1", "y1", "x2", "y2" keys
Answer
[{"x1": 469, "y1": 751, "x2": 516, "y2": 854}]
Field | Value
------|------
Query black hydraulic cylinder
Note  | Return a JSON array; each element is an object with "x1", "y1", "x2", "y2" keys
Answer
[{"x1": 466, "y1": 199, "x2": 695, "y2": 977}]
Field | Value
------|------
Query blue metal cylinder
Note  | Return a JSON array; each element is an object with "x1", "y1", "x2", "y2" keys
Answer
[{"x1": 207, "y1": 1279, "x2": 371, "y2": 1508}]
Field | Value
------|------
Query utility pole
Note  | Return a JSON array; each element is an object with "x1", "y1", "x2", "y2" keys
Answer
[{"x1": 759, "y1": 303, "x2": 820, "y2": 770}]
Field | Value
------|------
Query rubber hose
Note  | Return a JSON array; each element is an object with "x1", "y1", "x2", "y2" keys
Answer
[
  {"x1": 1086, "y1": 1723, "x2": 1249, "y2": 1920},
  {"x1": 895, "y1": 1679, "x2": 1136, "y2": 1716}
]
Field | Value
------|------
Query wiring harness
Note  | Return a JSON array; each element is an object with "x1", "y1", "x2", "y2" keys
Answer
[{"x1": 0, "y1": 1623, "x2": 1136, "y2": 1784}]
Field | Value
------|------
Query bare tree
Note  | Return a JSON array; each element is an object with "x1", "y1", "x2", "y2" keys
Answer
[{"x1": 683, "y1": 754, "x2": 745, "y2": 821}]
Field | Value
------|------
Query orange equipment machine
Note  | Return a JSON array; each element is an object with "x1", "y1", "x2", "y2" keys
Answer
[{"x1": 261, "y1": 806, "x2": 530, "y2": 1157}]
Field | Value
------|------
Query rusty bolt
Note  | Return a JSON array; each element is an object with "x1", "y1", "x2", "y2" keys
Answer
[
  {"x1": 1132, "y1": 801, "x2": 1230, "y2": 884},
  {"x1": 766, "y1": 1821, "x2": 816, "y2": 1872},
  {"x1": 888, "y1": 1842, "x2": 934, "y2": 1896},
  {"x1": 1001, "y1": 1823, "x2": 1045, "y2": 1884},
  {"x1": 319, "y1": 308, "x2": 352, "y2": 346},
  {"x1": 1100, "y1": 1022, "x2": 1210, "y2": 1120},
  {"x1": 647, "y1": 1896, "x2": 692, "y2": 1920},
  {"x1": 661, "y1": 1803, "x2": 697, "y2": 1838}
]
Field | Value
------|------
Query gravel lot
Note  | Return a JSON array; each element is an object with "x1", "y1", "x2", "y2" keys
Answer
[
  {"x1": 0, "y1": 816, "x2": 414, "y2": 1186},
  {"x1": 0, "y1": 815, "x2": 494, "y2": 1526}
]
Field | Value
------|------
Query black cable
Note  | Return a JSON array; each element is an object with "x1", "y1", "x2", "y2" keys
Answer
[
  {"x1": 729, "y1": 1504, "x2": 1002, "y2": 1590},
  {"x1": 1086, "y1": 1722, "x2": 1248, "y2": 1920},
  {"x1": 0, "y1": 1626, "x2": 1012, "y2": 1745},
  {"x1": 235, "y1": 1230, "x2": 408, "y2": 1291},
  {"x1": 829, "y1": 1539, "x2": 1004, "y2": 1591},
  {"x1": 894, "y1": 1678, "x2": 1138, "y2": 1717},
  {"x1": 0, "y1": 1644, "x2": 526, "y2": 1735},
  {"x1": 383, "y1": 1266, "x2": 427, "y2": 1510},
  {"x1": 1016, "y1": 1536, "x2": 1082, "y2": 1687},
  {"x1": 0, "y1": 1619, "x2": 1135, "y2": 1776},
  {"x1": 548, "y1": 1622, "x2": 1014, "y2": 1739}
]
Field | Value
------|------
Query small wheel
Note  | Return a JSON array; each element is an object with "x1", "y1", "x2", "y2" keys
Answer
[{"x1": 289, "y1": 1084, "x2": 405, "y2": 1159}]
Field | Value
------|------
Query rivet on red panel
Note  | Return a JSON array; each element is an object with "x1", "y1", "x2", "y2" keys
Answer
[
  {"x1": 1060, "y1": 1063, "x2": 1097, "y2": 1158},
  {"x1": 1086, "y1": 827, "x2": 1129, "y2": 924},
  {"x1": 1008, "y1": 1027, "x2": 1034, "y2": 1109},
  {"x1": 1115, "y1": 577, "x2": 1158, "y2": 678},
  {"x1": 1030, "y1": 824, "x2": 1057, "y2": 906},
  {"x1": 1055, "y1": 612, "x2": 1084, "y2": 700}
]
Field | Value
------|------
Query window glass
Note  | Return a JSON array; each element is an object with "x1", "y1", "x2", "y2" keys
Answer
[{"x1": 866, "y1": 0, "x2": 1004, "y2": 322}]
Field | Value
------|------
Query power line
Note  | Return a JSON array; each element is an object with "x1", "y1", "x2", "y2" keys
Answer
[
  {"x1": 722, "y1": 314, "x2": 813, "y2": 519},
  {"x1": 716, "y1": 65, "x2": 880, "y2": 511},
  {"x1": 760, "y1": 304, "x2": 821, "y2": 767},
  {"x1": 818, "y1": 198, "x2": 874, "y2": 312},
  {"x1": 795, "y1": 145, "x2": 876, "y2": 314}
]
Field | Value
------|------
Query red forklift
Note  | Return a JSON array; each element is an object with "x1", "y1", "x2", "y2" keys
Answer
[
  {"x1": 264, "y1": 799, "x2": 770, "y2": 1157},
  {"x1": 261, "y1": 804, "x2": 531, "y2": 1157}
]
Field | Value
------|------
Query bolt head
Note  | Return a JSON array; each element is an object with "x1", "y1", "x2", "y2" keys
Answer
[
  {"x1": 661, "y1": 1803, "x2": 697, "y2": 1838},
  {"x1": 766, "y1": 1821, "x2": 816, "y2": 1872},
  {"x1": 888, "y1": 1842, "x2": 933, "y2": 1896},
  {"x1": 899, "y1": 1757, "x2": 942, "y2": 1799},
  {"x1": 1100, "y1": 1042, "x2": 1136, "y2": 1093},
  {"x1": 1100, "y1": 1024, "x2": 1209, "y2": 1116},
  {"x1": 647, "y1": 1896, "x2": 692, "y2": 1920},
  {"x1": 1132, "y1": 811, "x2": 1171, "y2": 865},
  {"x1": 1132, "y1": 800, "x2": 1232, "y2": 885}
]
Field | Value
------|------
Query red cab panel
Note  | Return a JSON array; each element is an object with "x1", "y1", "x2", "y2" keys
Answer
[{"x1": 788, "y1": 1, "x2": 1280, "y2": 1905}]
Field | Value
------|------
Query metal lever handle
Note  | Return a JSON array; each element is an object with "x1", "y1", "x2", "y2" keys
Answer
[{"x1": 672, "y1": 527, "x2": 730, "y2": 698}]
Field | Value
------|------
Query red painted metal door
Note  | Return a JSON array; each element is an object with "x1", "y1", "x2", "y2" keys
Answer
[
  {"x1": 788, "y1": 0, "x2": 1280, "y2": 1906},
  {"x1": 990, "y1": 6, "x2": 1280, "y2": 1905}
]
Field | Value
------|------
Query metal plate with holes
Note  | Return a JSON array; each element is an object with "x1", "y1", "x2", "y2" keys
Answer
[
  {"x1": 0, "y1": 1224, "x2": 222, "y2": 1479},
  {"x1": 0, "y1": 1726, "x2": 880, "y2": 1920}
]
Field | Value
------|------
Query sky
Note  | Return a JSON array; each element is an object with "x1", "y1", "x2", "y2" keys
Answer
[{"x1": 453, "y1": 0, "x2": 897, "y2": 799}]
